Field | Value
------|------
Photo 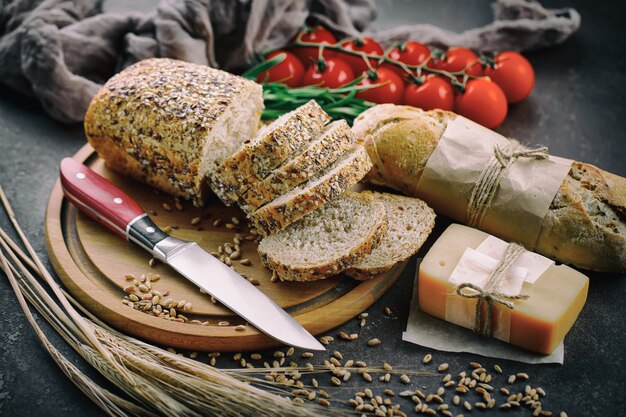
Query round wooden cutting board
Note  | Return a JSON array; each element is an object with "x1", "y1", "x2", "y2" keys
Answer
[{"x1": 45, "y1": 145, "x2": 406, "y2": 351}]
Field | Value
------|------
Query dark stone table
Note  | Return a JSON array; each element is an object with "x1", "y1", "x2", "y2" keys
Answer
[{"x1": 1, "y1": 1, "x2": 624, "y2": 416}]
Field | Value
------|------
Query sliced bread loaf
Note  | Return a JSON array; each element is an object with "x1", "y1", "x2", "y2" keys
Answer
[
  {"x1": 258, "y1": 192, "x2": 388, "y2": 281},
  {"x1": 346, "y1": 191, "x2": 436, "y2": 280},
  {"x1": 239, "y1": 120, "x2": 356, "y2": 212},
  {"x1": 249, "y1": 146, "x2": 373, "y2": 236},
  {"x1": 85, "y1": 58, "x2": 263, "y2": 206},
  {"x1": 209, "y1": 100, "x2": 331, "y2": 206}
]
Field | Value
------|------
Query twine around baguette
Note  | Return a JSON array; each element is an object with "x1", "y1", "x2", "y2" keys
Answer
[
  {"x1": 455, "y1": 242, "x2": 529, "y2": 337},
  {"x1": 466, "y1": 142, "x2": 549, "y2": 229}
]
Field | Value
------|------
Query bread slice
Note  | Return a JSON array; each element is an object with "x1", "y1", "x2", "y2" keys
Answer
[
  {"x1": 239, "y1": 120, "x2": 356, "y2": 212},
  {"x1": 85, "y1": 58, "x2": 263, "y2": 206},
  {"x1": 249, "y1": 146, "x2": 373, "y2": 236},
  {"x1": 258, "y1": 192, "x2": 388, "y2": 281},
  {"x1": 209, "y1": 100, "x2": 331, "y2": 206},
  {"x1": 346, "y1": 191, "x2": 436, "y2": 280}
]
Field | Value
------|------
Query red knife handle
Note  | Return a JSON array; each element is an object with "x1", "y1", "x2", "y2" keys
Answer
[{"x1": 59, "y1": 158, "x2": 169, "y2": 252}]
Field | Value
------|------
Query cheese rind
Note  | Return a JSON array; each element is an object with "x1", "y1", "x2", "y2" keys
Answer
[{"x1": 419, "y1": 224, "x2": 589, "y2": 354}]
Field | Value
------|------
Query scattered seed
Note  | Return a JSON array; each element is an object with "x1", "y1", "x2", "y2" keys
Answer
[
  {"x1": 494, "y1": 364, "x2": 503, "y2": 374},
  {"x1": 423, "y1": 354, "x2": 432, "y2": 364},
  {"x1": 464, "y1": 401, "x2": 472, "y2": 411},
  {"x1": 234, "y1": 325, "x2": 246, "y2": 331},
  {"x1": 240, "y1": 258, "x2": 252, "y2": 266},
  {"x1": 363, "y1": 372, "x2": 373, "y2": 382},
  {"x1": 517, "y1": 372, "x2": 530, "y2": 380},
  {"x1": 508, "y1": 375, "x2": 517, "y2": 384},
  {"x1": 400, "y1": 374, "x2": 410, "y2": 384},
  {"x1": 438, "y1": 363, "x2": 449, "y2": 372},
  {"x1": 189, "y1": 352, "x2": 198, "y2": 359},
  {"x1": 218, "y1": 321, "x2": 230, "y2": 326},
  {"x1": 162, "y1": 203, "x2": 172, "y2": 211},
  {"x1": 437, "y1": 387, "x2": 445, "y2": 396},
  {"x1": 384, "y1": 306, "x2": 392, "y2": 315},
  {"x1": 367, "y1": 338, "x2": 381, "y2": 347}
]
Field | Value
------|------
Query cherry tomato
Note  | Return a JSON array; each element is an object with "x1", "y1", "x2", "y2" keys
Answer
[
  {"x1": 383, "y1": 41, "x2": 431, "y2": 79},
  {"x1": 256, "y1": 51, "x2": 305, "y2": 88},
  {"x1": 483, "y1": 51, "x2": 535, "y2": 103},
  {"x1": 403, "y1": 76, "x2": 454, "y2": 111},
  {"x1": 356, "y1": 67, "x2": 405, "y2": 104},
  {"x1": 432, "y1": 47, "x2": 481, "y2": 77},
  {"x1": 303, "y1": 58, "x2": 354, "y2": 89},
  {"x1": 338, "y1": 37, "x2": 384, "y2": 75},
  {"x1": 455, "y1": 78, "x2": 508, "y2": 129},
  {"x1": 291, "y1": 26, "x2": 337, "y2": 65}
]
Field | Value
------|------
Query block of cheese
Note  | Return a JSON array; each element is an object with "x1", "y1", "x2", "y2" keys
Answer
[{"x1": 419, "y1": 224, "x2": 589, "y2": 354}]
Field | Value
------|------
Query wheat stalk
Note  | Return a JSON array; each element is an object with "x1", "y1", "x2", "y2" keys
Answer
[{"x1": 0, "y1": 184, "x2": 351, "y2": 417}]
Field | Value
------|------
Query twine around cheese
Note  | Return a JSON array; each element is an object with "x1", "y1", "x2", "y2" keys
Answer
[
  {"x1": 456, "y1": 242, "x2": 529, "y2": 337},
  {"x1": 466, "y1": 142, "x2": 549, "y2": 229}
]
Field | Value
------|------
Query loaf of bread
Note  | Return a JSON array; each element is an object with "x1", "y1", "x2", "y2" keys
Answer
[
  {"x1": 209, "y1": 100, "x2": 330, "y2": 206},
  {"x1": 250, "y1": 146, "x2": 373, "y2": 236},
  {"x1": 239, "y1": 120, "x2": 356, "y2": 212},
  {"x1": 353, "y1": 104, "x2": 626, "y2": 273},
  {"x1": 85, "y1": 58, "x2": 263, "y2": 206},
  {"x1": 258, "y1": 192, "x2": 388, "y2": 281},
  {"x1": 346, "y1": 191, "x2": 436, "y2": 280}
]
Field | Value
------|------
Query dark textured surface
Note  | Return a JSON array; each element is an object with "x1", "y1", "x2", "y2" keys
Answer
[{"x1": 1, "y1": 1, "x2": 625, "y2": 416}]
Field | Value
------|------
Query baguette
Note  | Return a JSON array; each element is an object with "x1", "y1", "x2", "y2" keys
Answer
[
  {"x1": 85, "y1": 58, "x2": 263, "y2": 207},
  {"x1": 353, "y1": 104, "x2": 626, "y2": 273}
]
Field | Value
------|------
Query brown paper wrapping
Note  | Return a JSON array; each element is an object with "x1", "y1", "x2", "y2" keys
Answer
[{"x1": 415, "y1": 116, "x2": 573, "y2": 249}]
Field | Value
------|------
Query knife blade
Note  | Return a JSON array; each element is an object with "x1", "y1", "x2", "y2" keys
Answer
[{"x1": 59, "y1": 157, "x2": 324, "y2": 351}]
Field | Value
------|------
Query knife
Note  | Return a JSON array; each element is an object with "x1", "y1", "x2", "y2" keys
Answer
[{"x1": 59, "y1": 157, "x2": 325, "y2": 351}]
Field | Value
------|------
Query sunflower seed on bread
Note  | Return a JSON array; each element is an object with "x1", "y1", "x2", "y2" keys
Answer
[
  {"x1": 85, "y1": 58, "x2": 263, "y2": 207},
  {"x1": 249, "y1": 146, "x2": 373, "y2": 236},
  {"x1": 257, "y1": 192, "x2": 387, "y2": 281},
  {"x1": 209, "y1": 100, "x2": 330, "y2": 206},
  {"x1": 346, "y1": 191, "x2": 436, "y2": 280}
]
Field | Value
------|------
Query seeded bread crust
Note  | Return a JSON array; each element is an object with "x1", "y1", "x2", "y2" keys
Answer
[
  {"x1": 85, "y1": 58, "x2": 263, "y2": 207},
  {"x1": 210, "y1": 100, "x2": 331, "y2": 206},
  {"x1": 239, "y1": 120, "x2": 356, "y2": 212},
  {"x1": 250, "y1": 146, "x2": 373, "y2": 236},
  {"x1": 346, "y1": 191, "x2": 436, "y2": 280},
  {"x1": 258, "y1": 192, "x2": 388, "y2": 281},
  {"x1": 353, "y1": 104, "x2": 626, "y2": 273}
]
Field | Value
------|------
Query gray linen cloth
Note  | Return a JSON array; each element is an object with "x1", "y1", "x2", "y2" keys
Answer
[{"x1": 0, "y1": 0, "x2": 580, "y2": 123}]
